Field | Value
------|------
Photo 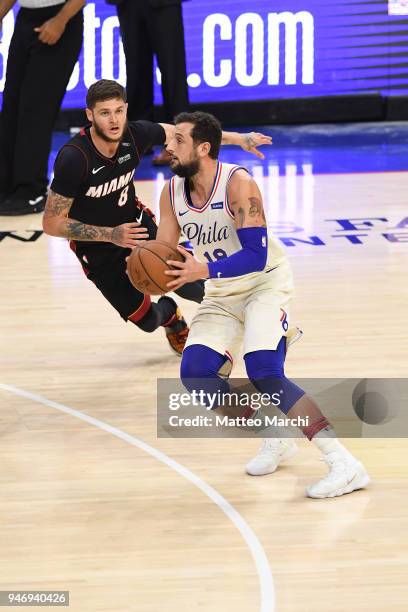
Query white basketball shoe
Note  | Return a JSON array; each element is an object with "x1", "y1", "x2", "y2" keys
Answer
[
  {"x1": 245, "y1": 438, "x2": 299, "y2": 476},
  {"x1": 306, "y1": 451, "x2": 370, "y2": 498}
]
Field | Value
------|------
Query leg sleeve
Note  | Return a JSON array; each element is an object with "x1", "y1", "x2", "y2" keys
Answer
[
  {"x1": 244, "y1": 342, "x2": 305, "y2": 415},
  {"x1": 181, "y1": 345, "x2": 230, "y2": 407}
]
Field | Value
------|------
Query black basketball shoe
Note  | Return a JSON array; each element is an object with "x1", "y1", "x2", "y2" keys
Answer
[
  {"x1": 160, "y1": 296, "x2": 189, "y2": 355},
  {"x1": 0, "y1": 192, "x2": 47, "y2": 216}
]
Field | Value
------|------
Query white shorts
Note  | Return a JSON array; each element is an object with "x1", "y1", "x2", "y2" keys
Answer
[{"x1": 185, "y1": 260, "x2": 295, "y2": 363}]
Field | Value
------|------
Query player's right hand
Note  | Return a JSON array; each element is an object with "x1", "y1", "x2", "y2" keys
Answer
[{"x1": 111, "y1": 222, "x2": 149, "y2": 248}]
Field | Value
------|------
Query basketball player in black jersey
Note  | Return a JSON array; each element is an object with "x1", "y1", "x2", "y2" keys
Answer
[{"x1": 42, "y1": 79, "x2": 272, "y2": 353}]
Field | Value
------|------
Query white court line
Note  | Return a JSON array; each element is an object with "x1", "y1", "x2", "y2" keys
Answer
[{"x1": 0, "y1": 383, "x2": 275, "y2": 612}]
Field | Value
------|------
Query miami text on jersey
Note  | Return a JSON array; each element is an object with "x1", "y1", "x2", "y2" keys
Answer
[{"x1": 85, "y1": 170, "x2": 135, "y2": 198}]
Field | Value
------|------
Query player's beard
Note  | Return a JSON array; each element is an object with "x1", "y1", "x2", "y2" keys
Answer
[
  {"x1": 170, "y1": 154, "x2": 200, "y2": 178},
  {"x1": 93, "y1": 118, "x2": 127, "y2": 143}
]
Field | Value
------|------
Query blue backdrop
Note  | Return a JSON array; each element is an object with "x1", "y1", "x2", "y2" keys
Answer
[{"x1": 1, "y1": 0, "x2": 408, "y2": 108}]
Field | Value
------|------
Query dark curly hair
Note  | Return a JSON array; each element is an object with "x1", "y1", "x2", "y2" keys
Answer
[{"x1": 174, "y1": 111, "x2": 222, "y2": 159}]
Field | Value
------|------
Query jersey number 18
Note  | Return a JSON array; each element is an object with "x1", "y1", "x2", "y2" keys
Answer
[{"x1": 203, "y1": 248, "x2": 227, "y2": 263}]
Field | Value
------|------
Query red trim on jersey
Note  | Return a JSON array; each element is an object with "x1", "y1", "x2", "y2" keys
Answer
[
  {"x1": 182, "y1": 162, "x2": 222, "y2": 213},
  {"x1": 212, "y1": 163, "x2": 222, "y2": 197},
  {"x1": 169, "y1": 177, "x2": 176, "y2": 216},
  {"x1": 128, "y1": 295, "x2": 152, "y2": 323},
  {"x1": 182, "y1": 184, "x2": 190, "y2": 209},
  {"x1": 69, "y1": 240, "x2": 90, "y2": 276},
  {"x1": 135, "y1": 197, "x2": 156, "y2": 222}
]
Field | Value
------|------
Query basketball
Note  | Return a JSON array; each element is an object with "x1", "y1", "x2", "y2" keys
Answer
[{"x1": 126, "y1": 240, "x2": 185, "y2": 295}]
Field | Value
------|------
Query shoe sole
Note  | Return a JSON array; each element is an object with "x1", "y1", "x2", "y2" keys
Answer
[
  {"x1": 306, "y1": 463, "x2": 370, "y2": 499},
  {"x1": 246, "y1": 442, "x2": 299, "y2": 476},
  {"x1": 0, "y1": 205, "x2": 45, "y2": 216},
  {"x1": 165, "y1": 330, "x2": 185, "y2": 356},
  {"x1": 165, "y1": 327, "x2": 188, "y2": 356},
  {"x1": 161, "y1": 297, "x2": 188, "y2": 356}
]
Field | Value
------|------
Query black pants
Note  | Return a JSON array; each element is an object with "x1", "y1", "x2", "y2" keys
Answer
[
  {"x1": 117, "y1": 0, "x2": 189, "y2": 122},
  {"x1": 71, "y1": 204, "x2": 204, "y2": 323},
  {"x1": 0, "y1": 6, "x2": 83, "y2": 197}
]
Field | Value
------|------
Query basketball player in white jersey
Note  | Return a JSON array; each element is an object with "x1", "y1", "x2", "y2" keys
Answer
[{"x1": 156, "y1": 111, "x2": 369, "y2": 498}]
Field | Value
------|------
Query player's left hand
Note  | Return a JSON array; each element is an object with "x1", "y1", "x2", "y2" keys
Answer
[
  {"x1": 241, "y1": 132, "x2": 272, "y2": 159},
  {"x1": 35, "y1": 16, "x2": 66, "y2": 45},
  {"x1": 165, "y1": 247, "x2": 209, "y2": 290}
]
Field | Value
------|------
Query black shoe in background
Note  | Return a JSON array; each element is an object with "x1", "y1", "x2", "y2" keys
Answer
[{"x1": 0, "y1": 192, "x2": 47, "y2": 216}]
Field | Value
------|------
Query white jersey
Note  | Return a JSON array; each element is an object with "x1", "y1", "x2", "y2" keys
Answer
[{"x1": 169, "y1": 161, "x2": 288, "y2": 294}]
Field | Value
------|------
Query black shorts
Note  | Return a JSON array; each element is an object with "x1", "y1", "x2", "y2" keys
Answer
[{"x1": 70, "y1": 201, "x2": 157, "y2": 322}]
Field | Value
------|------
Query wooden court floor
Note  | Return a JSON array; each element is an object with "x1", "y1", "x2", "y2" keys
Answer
[{"x1": 1, "y1": 170, "x2": 407, "y2": 611}]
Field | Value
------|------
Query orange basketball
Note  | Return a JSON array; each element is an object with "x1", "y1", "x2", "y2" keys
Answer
[{"x1": 126, "y1": 240, "x2": 185, "y2": 295}]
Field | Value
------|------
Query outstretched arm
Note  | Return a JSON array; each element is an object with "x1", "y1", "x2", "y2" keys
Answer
[
  {"x1": 158, "y1": 123, "x2": 272, "y2": 159},
  {"x1": 221, "y1": 131, "x2": 272, "y2": 159}
]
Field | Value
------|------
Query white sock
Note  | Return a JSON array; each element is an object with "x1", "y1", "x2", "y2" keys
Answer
[{"x1": 312, "y1": 434, "x2": 355, "y2": 460}]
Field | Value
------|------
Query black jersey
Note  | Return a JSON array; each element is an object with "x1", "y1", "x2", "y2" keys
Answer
[{"x1": 51, "y1": 120, "x2": 165, "y2": 230}]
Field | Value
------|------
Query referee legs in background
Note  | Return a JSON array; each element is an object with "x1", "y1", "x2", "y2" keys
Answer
[
  {"x1": 109, "y1": 0, "x2": 189, "y2": 165},
  {"x1": 0, "y1": 0, "x2": 84, "y2": 216}
]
